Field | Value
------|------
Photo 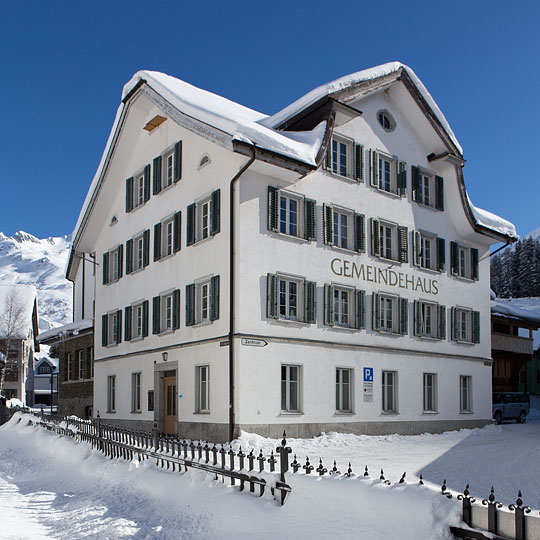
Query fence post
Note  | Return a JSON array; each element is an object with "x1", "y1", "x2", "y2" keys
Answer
[
  {"x1": 457, "y1": 485, "x2": 476, "y2": 527},
  {"x1": 509, "y1": 490, "x2": 531, "y2": 540},
  {"x1": 275, "y1": 432, "x2": 292, "y2": 505},
  {"x1": 482, "y1": 487, "x2": 502, "y2": 534},
  {"x1": 152, "y1": 422, "x2": 159, "y2": 451}
]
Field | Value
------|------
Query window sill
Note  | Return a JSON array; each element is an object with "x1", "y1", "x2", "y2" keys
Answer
[
  {"x1": 275, "y1": 318, "x2": 309, "y2": 326},
  {"x1": 106, "y1": 410, "x2": 116, "y2": 414},
  {"x1": 323, "y1": 169, "x2": 361, "y2": 184},
  {"x1": 190, "y1": 235, "x2": 214, "y2": 248},
  {"x1": 460, "y1": 411, "x2": 474, "y2": 414},
  {"x1": 130, "y1": 410, "x2": 142, "y2": 414},
  {"x1": 451, "y1": 274, "x2": 476, "y2": 283},
  {"x1": 130, "y1": 266, "x2": 145, "y2": 275},
  {"x1": 453, "y1": 339, "x2": 475, "y2": 346},
  {"x1": 422, "y1": 411, "x2": 439, "y2": 415},
  {"x1": 104, "y1": 278, "x2": 120, "y2": 286},
  {"x1": 334, "y1": 411, "x2": 355, "y2": 416},
  {"x1": 328, "y1": 244, "x2": 361, "y2": 256},
  {"x1": 105, "y1": 343, "x2": 119, "y2": 348},
  {"x1": 414, "y1": 201, "x2": 442, "y2": 212},
  {"x1": 273, "y1": 231, "x2": 310, "y2": 243},
  {"x1": 418, "y1": 336, "x2": 441, "y2": 342},
  {"x1": 193, "y1": 320, "x2": 213, "y2": 328},
  {"x1": 327, "y1": 324, "x2": 358, "y2": 332},
  {"x1": 376, "y1": 255, "x2": 402, "y2": 265},
  {"x1": 194, "y1": 411, "x2": 211, "y2": 415},
  {"x1": 158, "y1": 329, "x2": 175, "y2": 336},
  {"x1": 416, "y1": 265, "x2": 442, "y2": 275},
  {"x1": 373, "y1": 187, "x2": 402, "y2": 199},
  {"x1": 278, "y1": 411, "x2": 304, "y2": 416},
  {"x1": 158, "y1": 252, "x2": 176, "y2": 262},
  {"x1": 380, "y1": 411, "x2": 399, "y2": 416}
]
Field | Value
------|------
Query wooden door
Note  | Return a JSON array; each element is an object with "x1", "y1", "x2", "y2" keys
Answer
[{"x1": 163, "y1": 376, "x2": 177, "y2": 435}]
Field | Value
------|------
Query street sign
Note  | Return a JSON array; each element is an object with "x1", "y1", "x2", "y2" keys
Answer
[
  {"x1": 363, "y1": 367, "x2": 374, "y2": 402},
  {"x1": 241, "y1": 338, "x2": 268, "y2": 347},
  {"x1": 363, "y1": 367, "x2": 373, "y2": 382}
]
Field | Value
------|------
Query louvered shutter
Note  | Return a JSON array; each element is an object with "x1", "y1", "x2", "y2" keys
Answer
[
  {"x1": 372, "y1": 293, "x2": 381, "y2": 331},
  {"x1": 450, "y1": 307, "x2": 457, "y2": 340},
  {"x1": 125, "y1": 177, "x2": 134, "y2": 212},
  {"x1": 471, "y1": 248, "x2": 479, "y2": 280},
  {"x1": 399, "y1": 298, "x2": 408, "y2": 335},
  {"x1": 117, "y1": 245, "x2": 123, "y2": 278},
  {"x1": 153, "y1": 156, "x2": 162, "y2": 195},
  {"x1": 152, "y1": 296, "x2": 161, "y2": 334},
  {"x1": 143, "y1": 164, "x2": 151, "y2": 202},
  {"x1": 412, "y1": 231, "x2": 421, "y2": 267},
  {"x1": 435, "y1": 176, "x2": 444, "y2": 210},
  {"x1": 324, "y1": 142, "x2": 332, "y2": 170},
  {"x1": 173, "y1": 289, "x2": 180, "y2": 329},
  {"x1": 413, "y1": 301, "x2": 422, "y2": 336},
  {"x1": 210, "y1": 189, "x2": 220, "y2": 236},
  {"x1": 397, "y1": 161, "x2": 407, "y2": 197},
  {"x1": 173, "y1": 211, "x2": 181, "y2": 253},
  {"x1": 323, "y1": 284, "x2": 334, "y2": 326},
  {"x1": 185, "y1": 284, "x2": 195, "y2": 326},
  {"x1": 115, "y1": 310, "x2": 122, "y2": 344},
  {"x1": 187, "y1": 203, "x2": 196, "y2": 246},
  {"x1": 304, "y1": 280, "x2": 316, "y2": 324},
  {"x1": 102, "y1": 252, "x2": 109, "y2": 285},
  {"x1": 450, "y1": 242, "x2": 458, "y2": 275},
  {"x1": 126, "y1": 239, "x2": 133, "y2": 274},
  {"x1": 174, "y1": 140, "x2": 182, "y2": 182},
  {"x1": 354, "y1": 213, "x2": 365, "y2": 253},
  {"x1": 437, "y1": 237, "x2": 446, "y2": 272},
  {"x1": 438, "y1": 305, "x2": 446, "y2": 340},
  {"x1": 154, "y1": 223, "x2": 162, "y2": 261},
  {"x1": 102, "y1": 314, "x2": 108, "y2": 346},
  {"x1": 411, "y1": 166, "x2": 420, "y2": 202},
  {"x1": 398, "y1": 226, "x2": 408, "y2": 263},
  {"x1": 143, "y1": 229, "x2": 150, "y2": 267},
  {"x1": 355, "y1": 143, "x2": 364, "y2": 181},
  {"x1": 322, "y1": 204, "x2": 334, "y2": 245},
  {"x1": 142, "y1": 300, "x2": 149, "y2": 337},
  {"x1": 370, "y1": 149, "x2": 379, "y2": 187},
  {"x1": 370, "y1": 218, "x2": 381, "y2": 257},
  {"x1": 304, "y1": 199, "x2": 316, "y2": 241},
  {"x1": 125, "y1": 306, "x2": 132, "y2": 341},
  {"x1": 266, "y1": 273, "x2": 278, "y2": 319},
  {"x1": 268, "y1": 186, "x2": 279, "y2": 232},
  {"x1": 472, "y1": 311, "x2": 480, "y2": 343},
  {"x1": 210, "y1": 276, "x2": 220, "y2": 321},
  {"x1": 355, "y1": 290, "x2": 366, "y2": 330}
]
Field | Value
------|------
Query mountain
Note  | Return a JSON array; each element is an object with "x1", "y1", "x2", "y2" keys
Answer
[
  {"x1": 0, "y1": 231, "x2": 72, "y2": 332},
  {"x1": 525, "y1": 226, "x2": 540, "y2": 241}
]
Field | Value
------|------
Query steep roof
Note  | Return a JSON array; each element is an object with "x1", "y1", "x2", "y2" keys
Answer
[
  {"x1": 0, "y1": 284, "x2": 38, "y2": 340},
  {"x1": 37, "y1": 317, "x2": 93, "y2": 344},
  {"x1": 491, "y1": 298, "x2": 540, "y2": 327}
]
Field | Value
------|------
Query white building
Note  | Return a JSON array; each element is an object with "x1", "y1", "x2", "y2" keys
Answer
[{"x1": 67, "y1": 62, "x2": 517, "y2": 441}]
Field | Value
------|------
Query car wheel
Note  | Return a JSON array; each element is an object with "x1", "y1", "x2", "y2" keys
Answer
[
  {"x1": 518, "y1": 410, "x2": 526, "y2": 424},
  {"x1": 494, "y1": 411, "x2": 502, "y2": 425}
]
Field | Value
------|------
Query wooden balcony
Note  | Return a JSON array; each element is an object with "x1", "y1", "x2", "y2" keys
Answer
[{"x1": 492, "y1": 333, "x2": 534, "y2": 355}]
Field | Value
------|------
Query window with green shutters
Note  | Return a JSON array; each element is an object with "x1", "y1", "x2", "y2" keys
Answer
[
  {"x1": 412, "y1": 231, "x2": 445, "y2": 272},
  {"x1": 153, "y1": 140, "x2": 182, "y2": 196},
  {"x1": 126, "y1": 230, "x2": 150, "y2": 274},
  {"x1": 126, "y1": 164, "x2": 151, "y2": 212},
  {"x1": 413, "y1": 301, "x2": 446, "y2": 339},
  {"x1": 372, "y1": 293, "x2": 408, "y2": 335},
  {"x1": 185, "y1": 276, "x2": 220, "y2": 326},
  {"x1": 323, "y1": 284, "x2": 365, "y2": 330},
  {"x1": 322, "y1": 203, "x2": 365, "y2": 252},
  {"x1": 369, "y1": 149, "x2": 406, "y2": 196},
  {"x1": 266, "y1": 273, "x2": 316, "y2": 324},
  {"x1": 152, "y1": 290, "x2": 180, "y2": 334},
  {"x1": 451, "y1": 307, "x2": 480, "y2": 344},
  {"x1": 154, "y1": 212, "x2": 182, "y2": 261},
  {"x1": 323, "y1": 135, "x2": 364, "y2": 182},
  {"x1": 450, "y1": 242, "x2": 479, "y2": 280},
  {"x1": 102, "y1": 309, "x2": 122, "y2": 346},
  {"x1": 102, "y1": 245, "x2": 123, "y2": 284},
  {"x1": 125, "y1": 300, "x2": 149, "y2": 341},
  {"x1": 187, "y1": 189, "x2": 220, "y2": 246},
  {"x1": 412, "y1": 166, "x2": 444, "y2": 210},
  {"x1": 370, "y1": 218, "x2": 407, "y2": 262}
]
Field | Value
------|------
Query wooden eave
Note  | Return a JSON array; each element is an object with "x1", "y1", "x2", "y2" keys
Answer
[{"x1": 491, "y1": 313, "x2": 540, "y2": 331}]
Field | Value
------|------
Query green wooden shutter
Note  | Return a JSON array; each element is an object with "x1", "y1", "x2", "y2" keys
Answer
[
  {"x1": 354, "y1": 213, "x2": 365, "y2": 253},
  {"x1": 370, "y1": 218, "x2": 381, "y2": 257},
  {"x1": 187, "y1": 203, "x2": 196, "y2": 246},
  {"x1": 117, "y1": 245, "x2": 123, "y2": 278},
  {"x1": 304, "y1": 280, "x2": 316, "y2": 324},
  {"x1": 143, "y1": 164, "x2": 151, "y2": 202},
  {"x1": 372, "y1": 293, "x2": 380, "y2": 331},
  {"x1": 210, "y1": 276, "x2": 220, "y2": 321},
  {"x1": 185, "y1": 284, "x2": 195, "y2": 326},
  {"x1": 210, "y1": 189, "x2": 220, "y2": 236},
  {"x1": 116, "y1": 310, "x2": 122, "y2": 344},
  {"x1": 435, "y1": 176, "x2": 444, "y2": 210},
  {"x1": 397, "y1": 161, "x2": 407, "y2": 197},
  {"x1": 152, "y1": 296, "x2": 160, "y2": 334},
  {"x1": 355, "y1": 143, "x2": 364, "y2": 181},
  {"x1": 102, "y1": 252, "x2": 109, "y2": 285},
  {"x1": 102, "y1": 314, "x2": 108, "y2": 346},
  {"x1": 399, "y1": 298, "x2": 408, "y2": 335},
  {"x1": 450, "y1": 241, "x2": 458, "y2": 275},
  {"x1": 125, "y1": 177, "x2": 134, "y2": 212},
  {"x1": 125, "y1": 306, "x2": 132, "y2": 341},
  {"x1": 173, "y1": 289, "x2": 180, "y2": 329},
  {"x1": 143, "y1": 229, "x2": 150, "y2": 267},
  {"x1": 153, "y1": 156, "x2": 162, "y2": 195},
  {"x1": 304, "y1": 198, "x2": 316, "y2": 241},
  {"x1": 450, "y1": 307, "x2": 457, "y2": 340},
  {"x1": 266, "y1": 273, "x2": 278, "y2": 319},
  {"x1": 323, "y1": 284, "x2": 334, "y2": 326},
  {"x1": 355, "y1": 290, "x2": 366, "y2": 330},
  {"x1": 471, "y1": 248, "x2": 479, "y2": 280},
  {"x1": 370, "y1": 149, "x2": 379, "y2": 187},
  {"x1": 126, "y1": 240, "x2": 133, "y2": 274},
  {"x1": 472, "y1": 311, "x2": 480, "y2": 343},
  {"x1": 437, "y1": 237, "x2": 446, "y2": 272},
  {"x1": 413, "y1": 301, "x2": 422, "y2": 336},
  {"x1": 174, "y1": 140, "x2": 182, "y2": 182},
  {"x1": 412, "y1": 231, "x2": 421, "y2": 267},
  {"x1": 398, "y1": 226, "x2": 408, "y2": 263},
  {"x1": 322, "y1": 204, "x2": 334, "y2": 245},
  {"x1": 324, "y1": 142, "x2": 332, "y2": 170},
  {"x1": 411, "y1": 166, "x2": 420, "y2": 202},
  {"x1": 142, "y1": 300, "x2": 149, "y2": 337},
  {"x1": 173, "y1": 211, "x2": 182, "y2": 253},
  {"x1": 438, "y1": 305, "x2": 446, "y2": 340},
  {"x1": 154, "y1": 223, "x2": 162, "y2": 261},
  {"x1": 267, "y1": 186, "x2": 279, "y2": 232}
]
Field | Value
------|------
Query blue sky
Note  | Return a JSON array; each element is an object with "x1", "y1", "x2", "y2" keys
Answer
[{"x1": 1, "y1": 1, "x2": 538, "y2": 240}]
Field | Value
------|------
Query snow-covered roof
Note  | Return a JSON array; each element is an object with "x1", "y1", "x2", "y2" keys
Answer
[
  {"x1": 468, "y1": 196, "x2": 518, "y2": 240},
  {"x1": 0, "y1": 284, "x2": 37, "y2": 340},
  {"x1": 491, "y1": 298, "x2": 540, "y2": 325},
  {"x1": 37, "y1": 318, "x2": 93, "y2": 343}
]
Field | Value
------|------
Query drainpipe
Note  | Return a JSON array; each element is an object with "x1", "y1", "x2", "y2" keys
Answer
[
  {"x1": 229, "y1": 153, "x2": 256, "y2": 442},
  {"x1": 489, "y1": 240, "x2": 511, "y2": 258}
]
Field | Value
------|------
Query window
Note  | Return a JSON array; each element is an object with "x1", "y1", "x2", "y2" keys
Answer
[
  {"x1": 102, "y1": 245, "x2": 123, "y2": 284},
  {"x1": 125, "y1": 164, "x2": 150, "y2": 212},
  {"x1": 66, "y1": 352, "x2": 72, "y2": 381},
  {"x1": 267, "y1": 274, "x2": 316, "y2": 324},
  {"x1": 37, "y1": 362, "x2": 52, "y2": 375},
  {"x1": 382, "y1": 371, "x2": 397, "y2": 413},
  {"x1": 89, "y1": 348, "x2": 94, "y2": 378},
  {"x1": 102, "y1": 310, "x2": 122, "y2": 346},
  {"x1": 414, "y1": 301, "x2": 446, "y2": 340},
  {"x1": 152, "y1": 141, "x2": 182, "y2": 195},
  {"x1": 153, "y1": 212, "x2": 181, "y2": 261},
  {"x1": 336, "y1": 368, "x2": 353, "y2": 412},
  {"x1": 450, "y1": 242, "x2": 479, "y2": 280},
  {"x1": 370, "y1": 150, "x2": 406, "y2": 196},
  {"x1": 78, "y1": 350, "x2": 84, "y2": 380},
  {"x1": 125, "y1": 301, "x2": 148, "y2": 341},
  {"x1": 187, "y1": 189, "x2": 220, "y2": 245},
  {"x1": 196, "y1": 365, "x2": 209, "y2": 412},
  {"x1": 323, "y1": 204, "x2": 365, "y2": 252},
  {"x1": 153, "y1": 290, "x2": 180, "y2": 334},
  {"x1": 370, "y1": 219, "x2": 408, "y2": 262},
  {"x1": 126, "y1": 230, "x2": 150, "y2": 274},
  {"x1": 324, "y1": 136, "x2": 364, "y2": 181},
  {"x1": 131, "y1": 372, "x2": 141, "y2": 412},
  {"x1": 268, "y1": 187, "x2": 315, "y2": 240},
  {"x1": 186, "y1": 277, "x2": 220, "y2": 326},
  {"x1": 281, "y1": 365, "x2": 301, "y2": 412},
  {"x1": 423, "y1": 373, "x2": 437, "y2": 412},
  {"x1": 107, "y1": 375, "x2": 116, "y2": 412},
  {"x1": 372, "y1": 293, "x2": 408, "y2": 335},
  {"x1": 377, "y1": 109, "x2": 396, "y2": 132},
  {"x1": 451, "y1": 307, "x2": 480, "y2": 344},
  {"x1": 412, "y1": 232, "x2": 445, "y2": 272},
  {"x1": 164, "y1": 151, "x2": 174, "y2": 188},
  {"x1": 323, "y1": 285, "x2": 365, "y2": 330},
  {"x1": 460, "y1": 375, "x2": 472, "y2": 412},
  {"x1": 412, "y1": 166, "x2": 444, "y2": 210}
]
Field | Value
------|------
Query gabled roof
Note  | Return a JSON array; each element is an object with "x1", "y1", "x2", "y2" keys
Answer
[{"x1": 37, "y1": 317, "x2": 93, "y2": 344}]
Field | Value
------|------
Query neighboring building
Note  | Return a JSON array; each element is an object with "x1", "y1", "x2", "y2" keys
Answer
[
  {"x1": 37, "y1": 319, "x2": 94, "y2": 418},
  {"x1": 0, "y1": 284, "x2": 39, "y2": 405},
  {"x1": 32, "y1": 356, "x2": 59, "y2": 408},
  {"x1": 66, "y1": 62, "x2": 517, "y2": 441}
]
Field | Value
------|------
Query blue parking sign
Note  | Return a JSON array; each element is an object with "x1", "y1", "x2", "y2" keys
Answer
[{"x1": 363, "y1": 367, "x2": 373, "y2": 382}]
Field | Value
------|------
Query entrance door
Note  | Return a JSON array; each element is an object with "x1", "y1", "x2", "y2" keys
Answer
[{"x1": 163, "y1": 376, "x2": 177, "y2": 435}]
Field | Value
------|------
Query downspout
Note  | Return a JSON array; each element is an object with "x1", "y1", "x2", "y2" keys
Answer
[
  {"x1": 489, "y1": 240, "x2": 511, "y2": 258},
  {"x1": 229, "y1": 153, "x2": 256, "y2": 442}
]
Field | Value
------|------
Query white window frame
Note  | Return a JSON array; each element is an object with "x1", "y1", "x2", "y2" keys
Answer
[
  {"x1": 419, "y1": 301, "x2": 438, "y2": 339},
  {"x1": 279, "y1": 190, "x2": 303, "y2": 237},
  {"x1": 379, "y1": 221, "x2": 398, "y2": 261},
  {"x1": 419, "y1": 232, "x2": 436, "y2": 270},
  {"x1": 67, "y1": 352, "x2": 72, "y2": 380},
  {"x1": 418, "y1": 171, "x2": 435, "y2": 208},
  {"x1": 382, "y1": 370, "x2": 397, "y2": 413},
  {"x1": 333, "y1": 285, "x2": 354, "y2": 328},
  {"x1": 423, "y1": 373, "x2": 437, "y2": 413},
  {"x1": 134, "y1": 170, "x2": 145, "y2": 209},
  {"x1": 330, "y1": 135, "x2": 354, "y2": 178},
  {"x1": 108, "y1": 247, "x2": 120, "y2": 282},
  {"x1": 278, "y1": 274, "x2": 304, "y2": 322},
  {"x1": 197, "y1": 198, "x2": 211, "y2": 242},
  {"x1": 107, "y1": 375, "x2": 116, "y2": 412},
  {"x1": 131, "y1": 372, "x2": 141, "y2": 413},
  {"x1": 460, "y1": 375, "x2": 472, "y2": 412},
  {"x1": 161, "y1": 293, "x2": 174, "y2": 333},
  {"x1": 163, "y1": 148, "x2": 175, "y2": 189},
  {"x1": 281, "y1": 364, "x2": 301, "y2": 413},
  {"x1": 376, "y1": 151, "x2": 398, "y2": 194},
  {"x1": 133, "y1": 233, "x2": 145, "y2": 271},
  {"x1": 457, "y1": 246, "x2": 469, "y2": 279},
  {"x1": 333, "y1": 206, "x2": 354, "y2": 250},
  {"x1": 78, "y1": 350, "x2": 84, "y2": 380},
  {"x1": 379, "y1": 294, "x2": 399, "y2": 334},
  {"x1": 132, "y1": 302, "x2": 144, "y2": 340},
  {"x1": 107, "y1": 310, "x2": 120, "y2": 346},
  {"x1": 336, "y1": 368, "x2": 353, "y2": 413},
  {"x1": 162, "y1": 216, "x2": 175, "y2": 258},
  {"x1": 455, "y1": 307, "x2": 472, "y2": 343},
  {"x1": 196, "y1": 365, "x2": 210, "y2": 413}
]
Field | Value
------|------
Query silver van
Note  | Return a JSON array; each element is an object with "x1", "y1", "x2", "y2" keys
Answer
[{"x1": 492, "y1": 392, "x2": 530, "y2": 424}]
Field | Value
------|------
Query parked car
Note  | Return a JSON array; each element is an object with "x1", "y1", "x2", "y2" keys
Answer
[{"x1": 492, "y1": 392, "x2": 530, "y2": 424}]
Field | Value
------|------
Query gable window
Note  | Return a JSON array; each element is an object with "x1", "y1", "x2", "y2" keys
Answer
[
  {"x1": 131, "y1": 372, "x2": 141, "y2": 413},
  {"x1": 414, "y1": 301, "x2": 446, "y2": 340},
  {"x1": 450, "y1": 242, "x2": 479, "y2": 280},
  {"x1": 323, "y1": 204, "x2": 365, "y2": 252},
  {"x1": 267, "y1": 274, "x2": 316, "y2": 324},
  {"x1": 369, "y1": 150, "x2": 406, "y2": 196},
  {"x1": 451, "y1": 307, "x2": 480, "y2": 344},
  {"x1": 196, "y1": 365, "x2": 209, "y2": 412},
  {"x1": 154, "y1": 211, "x2": 181, "y2": 261},
  {"x1": 377, "y1": 110, "x2": 396, "y2": 132},
  {"x1": 78, "y1": 350, "x2": 84, "y2": 379},
  {"x1": 412, "y1": 166, "x2": 444, "y2": 210},
  {"x1": 281, "y1": 364, "x2": 301, "y2": 412},
  {"x1": 38, "y1": 362, "x2": 52, "y2": 375},
  {"x1": 323, "y1": 284, "x2": 365, "y2": 330},
  {"x1": 102, "y1": 245, "x2": 123, "y2": 284},
  {"x1": 412, "y1": 232, "x2": 445, "y2": 272},
  {"x1": 336, "y1": 368, "x2": 353, "y2": 413},
  {"x1": 423, "y1": 373, "x2": 437, "y2": 413},
  {"x1": 268, "y1": 187, "x2": 316, "y2": 240},
  {"x1": 126, "y1": 230, "x2": 150, "y2": 274},
  {"x1": 187, "y1": 189, "x2": 220, "y2": 246},
  {"x1": 107, "y1": 375, "x2": 116, "y2": 412},
  {"x1": 152, "y1": 290, "x2": 180, "y2": 334},
  {"x1": 324, "y1": 136, "x2": 364, "y2": 181},
  {"x1": 370, "y1": 219, "x2": 408, "y2": 263},
  {"x1": 102, "y1": 310, "x2": 122, "y2": 346},
  {"x1": 125, "y1": 164, "x2": 150, "y2": 212},
  {"x1": 152, "y1": 141, "x2": 182, "y2": 195},
  {"x1": 382, "y1": 371, "x2": 397, "y2": 413},
  {"x1": 460, "y1": 375, "x2": 472, "y2": 412},
  {"x1": 372, "y1": 293, "x2": 408, "y2": 335},
  {"x1": 124, "y1": 300, "x2": 149, "y2": 341},
  {"x1": 186, "y1": 276, "x2": 220, "y2": 326}
]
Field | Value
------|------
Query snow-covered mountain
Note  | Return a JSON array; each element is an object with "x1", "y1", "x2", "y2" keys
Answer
[
  {"x1": 525, "y1": 226, "x2": 540, "y2": 241},
  {"x1": 0, "y1": 231, "x2": 72, "y2": 332}
]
